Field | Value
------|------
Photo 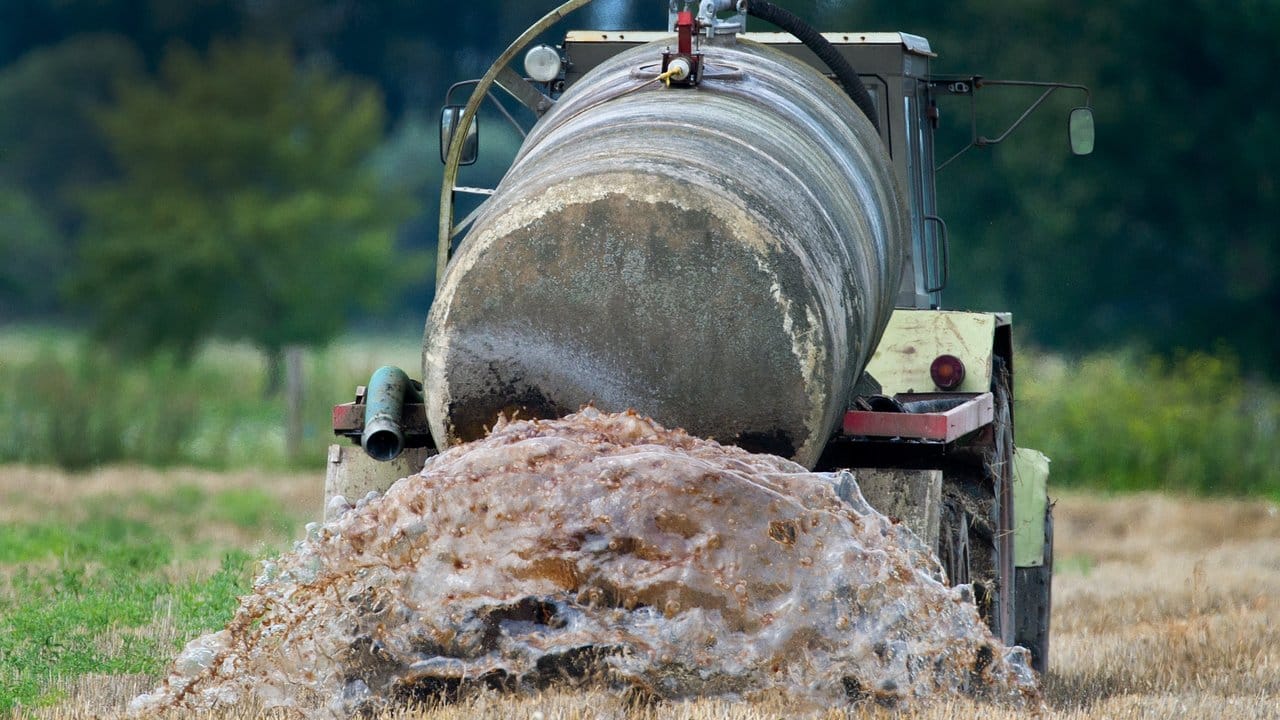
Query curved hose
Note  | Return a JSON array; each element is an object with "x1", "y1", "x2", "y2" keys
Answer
[{"x1": 745, "y1": 0, "x2": 880, "y2": 132}]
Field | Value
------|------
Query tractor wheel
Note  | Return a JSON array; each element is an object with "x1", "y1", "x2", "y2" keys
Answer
[
  {"x1": 937, "y1": 357, "x2": 1016, "y2": 646},
  {"x1": 939, "y1": 472, "x2": 1007, "y2": 642},
  {"x1": 988, "y1": 356, "x2": 1016, "y2": 645},
  {"x1": 937, "y1": 499, "x2": 970, "y2": 586},
  {"x1": 1014, "y1": 502, "x2": 1054, "y2": 675}
]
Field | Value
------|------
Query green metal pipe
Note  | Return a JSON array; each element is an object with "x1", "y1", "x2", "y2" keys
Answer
[{"x1": 361, "y1": 365, "x2": 422, "y2": 462}]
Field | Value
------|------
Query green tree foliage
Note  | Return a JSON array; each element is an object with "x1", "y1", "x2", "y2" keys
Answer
[
  {"x1": 70, "y1": 40, "x2": 426, "y2": 361},
  {"x1": 0, "y1": 187, "x2": 65, "y2": 317},
  {"x1": 0, "y1": 0, "x2": 242, "y2": 66},
  {"x1": 0, "y1": 34, "x2": 142, "y2": 234},
  {"x1": 4, "y1": 1, "x2": 1278, "y2": 372}
]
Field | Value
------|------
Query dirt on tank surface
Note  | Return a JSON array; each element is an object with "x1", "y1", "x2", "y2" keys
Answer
[{"x1": 131, "y1": 409, "x2": 1038, "y2": 716}]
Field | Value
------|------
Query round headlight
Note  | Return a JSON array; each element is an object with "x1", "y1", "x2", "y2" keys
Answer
[{"x1": 524, "y1": 45, "x2": 562, "y2": 83}]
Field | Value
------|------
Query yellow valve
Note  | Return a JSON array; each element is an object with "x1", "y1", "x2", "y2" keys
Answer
[{"x1": 658, "y1": 57, "x2": 692, "y2": 87}]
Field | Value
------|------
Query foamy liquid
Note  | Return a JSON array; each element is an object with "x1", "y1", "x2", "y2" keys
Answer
[{"x1": 131, "y1": 409, "x2": 1038, "y2": 716}]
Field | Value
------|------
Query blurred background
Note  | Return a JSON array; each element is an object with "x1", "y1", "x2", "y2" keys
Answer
[{"x1": 0, "y1": 0, "x2": 1276, "y2": 496}]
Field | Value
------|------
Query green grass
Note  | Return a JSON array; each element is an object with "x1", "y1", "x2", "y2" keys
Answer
[
  {"x1": 1018, "y1": 350, "x2": 1280, "y2": 500},
  {"x1": 1, "y1": 327, "x2": 1277, "y2": 498},
  {"x1": 0, "y1": 329, "x2": 1277, "y2": 713},
  {"x1": 0, "y1": 515, "x2": 169, "y2": 567},
  {"x1": 0, "y1": 325, "x2": 421, "y2": 471},
  {"x1": 0, "y1": 552, "x2": 252, "y2": 711},
  {"x1": 0, "y1": 475, "x2": 308, "y2": 712},
  {"x1": 212, "y1": 487, "x2": 295, "y2": 531}
]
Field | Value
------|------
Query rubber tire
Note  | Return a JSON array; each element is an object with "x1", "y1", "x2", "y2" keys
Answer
[
  {"x1": 1013, "y1": 503, "x2": 1054, "y2": 676},
  {"x1": 937, "y1": 357, "x2": 1014, "y2": 644}
]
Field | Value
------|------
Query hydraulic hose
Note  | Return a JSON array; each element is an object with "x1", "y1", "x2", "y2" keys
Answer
[{"x1": 744, "y1": 0, "x2": 880, "y2": 132}]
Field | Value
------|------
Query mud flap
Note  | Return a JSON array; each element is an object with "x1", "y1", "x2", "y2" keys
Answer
[
  {"x1": 1012, "y1": 447, "x2": 1052, "y2": 674},
  {"x1": 1013, "y1": 448, "x2": 1050, "y2": 567}
]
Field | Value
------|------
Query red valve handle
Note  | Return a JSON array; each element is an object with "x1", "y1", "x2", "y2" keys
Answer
[{"x1": 676, "y1": 10, "x2": 694, "y2": 55}]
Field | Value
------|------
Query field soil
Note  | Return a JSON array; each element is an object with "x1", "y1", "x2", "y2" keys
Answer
[{"x1": 5, "y1": 467, "x2": 1278, "y2": 719}]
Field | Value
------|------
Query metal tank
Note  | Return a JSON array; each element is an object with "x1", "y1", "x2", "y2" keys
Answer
[{"x1": 424, "y1": 37, "x2": 908, "y2": 468}]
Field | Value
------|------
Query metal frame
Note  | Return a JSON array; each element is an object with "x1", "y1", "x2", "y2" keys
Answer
[
  {"x1": 444, "y1": 80, "x2": 530, "y2": 140},
  {"x1": 437, "y1": 0, "x2": 600, "y2": 287},
  {"x1": 333, "y1": 397, "x2": 432, "y2": 449},
  {"x1": 923, "y1": 214, "x2": 949, "y2": 293}
]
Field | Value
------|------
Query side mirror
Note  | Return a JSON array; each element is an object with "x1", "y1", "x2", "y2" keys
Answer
[
  {"x1": 1068, "y1": 107, "x2": 1095, "y2": 156},
  {"x1": 440, "y1": 105, "x2": 478, "y2": 166}
]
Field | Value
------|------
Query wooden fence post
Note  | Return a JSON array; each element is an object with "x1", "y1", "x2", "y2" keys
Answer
[{"x1": 285, "y1": 345, "x2": 304, "y2": 462}]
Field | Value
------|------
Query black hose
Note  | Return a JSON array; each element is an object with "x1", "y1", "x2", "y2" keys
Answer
[{"x1": 744, "y1": 0, "x2": 880, "y2": 132}]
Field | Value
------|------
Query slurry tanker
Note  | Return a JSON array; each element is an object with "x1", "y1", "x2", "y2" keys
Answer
[{"x1": 327, "y1": 0, "x2": 1094, "y2": 675}]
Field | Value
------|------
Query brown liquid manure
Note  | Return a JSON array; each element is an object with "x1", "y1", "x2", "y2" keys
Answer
[{"x1": 131, "y1": 409, "x2": 1038, "y2": 716}]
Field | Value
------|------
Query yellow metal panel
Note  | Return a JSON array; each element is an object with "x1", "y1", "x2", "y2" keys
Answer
[
  {"x1": 1013, "y1": 447, "x2": 1050, "y2": 567},
  {"x1": 865, "y1": 309, "x2": 997, "y2": 395}
]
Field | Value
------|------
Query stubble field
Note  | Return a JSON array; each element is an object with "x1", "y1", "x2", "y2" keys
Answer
[{"x1": 2, "y1": 466, "x2": 1277, "y2": 719}]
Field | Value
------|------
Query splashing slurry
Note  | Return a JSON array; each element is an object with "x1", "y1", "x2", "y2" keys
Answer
[{"x1": 131, "y1": 409, "x2": 1039, "y2": 716}]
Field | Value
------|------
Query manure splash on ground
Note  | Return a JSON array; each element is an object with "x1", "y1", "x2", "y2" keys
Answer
[{"x1": 131, "y1": 409, "x2": 1038, "y2": 716}]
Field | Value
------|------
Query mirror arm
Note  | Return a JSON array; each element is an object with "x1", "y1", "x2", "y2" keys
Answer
[
  {"x1": 977, "y1": 79, "x2": 1091, "y2": 107},
  {"x1": 487, "y1": 92, "x2": 528, "y2": 139},
  {"x1": 933, "y1": 78, "x2": 1092, "y2": 172},
  {"x1": 977, "y1": 86, "x2": 1059, "y2": 147},
  {"x1": 445, "y1": 80, "x2": 528, "y2": 138}
]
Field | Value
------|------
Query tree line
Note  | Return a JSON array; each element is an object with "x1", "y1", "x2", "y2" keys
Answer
[{"x1": 0, "y1": 0, "x2": 1276, "y2": 376}]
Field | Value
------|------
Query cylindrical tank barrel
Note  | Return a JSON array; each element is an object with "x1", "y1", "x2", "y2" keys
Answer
[{"x1": 424, "y1": 39, "x2": 908, "y2": 468}]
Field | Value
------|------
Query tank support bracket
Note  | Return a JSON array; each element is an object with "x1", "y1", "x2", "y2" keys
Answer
[{"x1": 842, "y1": 392, "x2": 993, "y2": 442}]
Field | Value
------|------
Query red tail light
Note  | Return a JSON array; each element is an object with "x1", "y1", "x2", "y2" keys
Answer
[{"x1": 930, "y1": 354, "x2": 966, "y2": 390}]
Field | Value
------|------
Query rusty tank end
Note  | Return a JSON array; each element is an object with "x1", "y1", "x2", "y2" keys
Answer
[{"x1": 424, "y1": 38, "x2": 908, "y2": 468}]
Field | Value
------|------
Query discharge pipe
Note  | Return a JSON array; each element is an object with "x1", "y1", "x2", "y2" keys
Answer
[{"x1": 361, "y1": 365, "x2": 422, "y2": 461}]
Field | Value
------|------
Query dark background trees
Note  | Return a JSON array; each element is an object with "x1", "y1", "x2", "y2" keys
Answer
[
  {"x1": 0, "y1": 0, "x2": 1276, "y2": 375},
  {"x1": 843, "y1": 0, "x2": 1280, "y2": 372}
]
